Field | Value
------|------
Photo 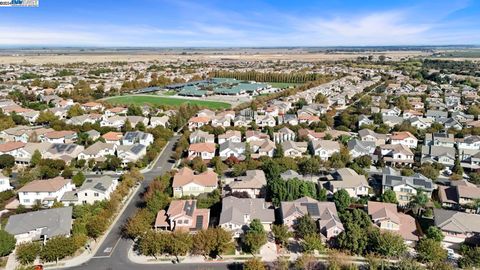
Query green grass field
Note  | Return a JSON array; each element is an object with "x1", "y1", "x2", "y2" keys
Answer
[
  {"x1": 268, "y1": 82, "x2": 302, "y2": 89},
  {"x1": 105, "y1": 95, "x2": 231, "y2": 109}
]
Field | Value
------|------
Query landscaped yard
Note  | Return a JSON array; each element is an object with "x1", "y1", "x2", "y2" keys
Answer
[{"x1": 104, "y1": 95, "x2": 231, "y2": 109}]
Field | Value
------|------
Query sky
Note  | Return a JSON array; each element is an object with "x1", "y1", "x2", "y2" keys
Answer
[{"x1": 0, "y1": 0, "x2": 479, "y2": 47}]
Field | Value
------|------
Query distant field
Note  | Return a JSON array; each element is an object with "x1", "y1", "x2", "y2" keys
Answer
[
  {"x1": 105, "y1": 95, "x2": 231, "y2": 109},
  {"x1": 268, "y1": 82, "x2": 302, "y2": 89}
]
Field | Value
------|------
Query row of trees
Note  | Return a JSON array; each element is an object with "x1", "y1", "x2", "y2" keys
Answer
[{"x1": 210, "y1": 70, "x2": 326, "y2": 84}]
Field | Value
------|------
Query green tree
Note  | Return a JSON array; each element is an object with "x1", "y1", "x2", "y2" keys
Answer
[
  {"x1": 294, "y1": 215, "x2": 317, "y2": 239},
  {"x1": 36, "y1": 111, "x2": 58, "y2": 125},
  {"x1": 333, "y1": 189, "x2": 351, "y2": 212},
  {"x1": 458, "y1": 245, "x2": 480, "y2": 269},
  {"x1": 0, "y1": 230, "x2": 15, "y2": 256},
  {"x1": 0, "y1": 154, "x2": 14, "y2": 169},
  {"x1": 138, "y1": 230, "x2": 168, "y2": 259},
  {"x1": 16, "y1": 242, "x2": 41, "y2": 265},
  {"x1": 380, "y1": 189, "x2": 398, "y2": 204},
  {"x1": 192, "y1": 228, "x2": 233, "y2": 258},
  {"x1": 86, "y1": 216, "x2": 108, "y2": 240},
  {"x1": 314, "y1": 93, "x2": 328, "y2": 104},
  {"x1": 67, "y1": 104, "x2": 85, "y2": 118},
  {"x1": 167, "y1": 231, "x2": 192, "y2": 261},
  {"x1": 210, "y1": 157, "x2": 227, "y2": 175},
  {"x1": 416, "y1": 238, "x2": 447, "y2": 264},
  {"x1": 244, "y1": 219, "x2": 267, "y2": 254},
  {"x1": 40, "y1": 236, "x2": 76, "y2": 263},
  {"x1": 301, "y1": 233, "x2": 324, "y2": 253},
  {"x1": 337, "y1": 223, "x2": 368, "y2": 255},
  {"x1": 123, "y1": 209, "x2": 155, "y2": 239},
  {"x1": 272, "y1": 224, "x2": 292, "y2": 247},
  {"x1": 122, "y1": 119, "x2": 133, "y2": 133},
  {"x1": 420, "y1": 164, "x2": 439, "y2": 180},
  {"x1": 31, "y1": 149, "x2": 42, "y2": 167},
  {"x1": 274, "y1": 143, "x2": 284, "y2": 158},
  {"x1": 243, "y1": 257, "x2": 266, "y2": 270},
  {"x1": 370, "y1": 230, "x2": 407, "y2": 258},
  {"x1": 72, "y1": 171, "x2": 86, "y2": 187},
  {"x1": 425, "y1": 226, "x2": 444, "y2": 242},
  {"x1": 262, "y1": 159, "x2": 281, "y2": 181},
  {"x1": 409, "y1": 189, "x2": 429, "y2": 216},
  {"x1": 298, "y1": 157, "x2": 320, "y2": 176}
]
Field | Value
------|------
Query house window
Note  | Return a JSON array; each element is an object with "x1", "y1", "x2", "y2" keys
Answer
[
  {"x1": 94, "y1": 193, "x2": 99, "y2": 197},
  {"x1": 85, "y1": 193, "x2": 88, "y2": 196},
  {"x1": 177, "y1": 220, "x2": 183, "y2": 224},
  {"x1": 24, "y1": 199, "x2": 30, "y2": 203}
]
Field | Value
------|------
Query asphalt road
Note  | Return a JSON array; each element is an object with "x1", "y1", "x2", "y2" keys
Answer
[{"x1": 61, "y1": 134, "x2": 239, "y2": 270}]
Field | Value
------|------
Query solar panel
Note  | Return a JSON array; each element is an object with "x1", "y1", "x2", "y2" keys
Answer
[
  {"x1": 195, "y1": 215, "x2": 204, "y2": 230},
  {"x1": 183, "y1": 201, "x2": 195, "y2": 216},
  {"x1": 94, "y1": 182, "x2": 107, "y2": 191},
  {"x1": 301, "y1": 203, "x2": 320, "y2": 217}
]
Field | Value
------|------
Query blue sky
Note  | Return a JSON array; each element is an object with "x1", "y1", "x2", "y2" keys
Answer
[{"x1": 0, "y1": 0, "x2": 479, "y2": 46}]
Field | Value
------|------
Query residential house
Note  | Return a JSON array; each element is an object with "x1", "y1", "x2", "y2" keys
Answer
[
  {"x1": 122, "y1": 131, "x2": 154, "y2": 146},
  {"x1": 78, "y1": 141, "x2": 116, "y2": 162},
  {"x1": 273, "y1": 127, "x2": 296, "y2": 143},
  {"x1": 438, "y1": 180, "x2": 480, "y2": 208},
  {"x1": 18, "y1": 177, "x2": 75, "y2": 207},
  {"x1": 425, "y1": 110, "x2": 448, "y2": 121},
  {"x1": 249, "y1": 139, "x2": 276, "y2": 158},
  {"x1": 358, "y1": 129, "x2": 387, "y2": 146},
  {"x1": 188, "y1": 116, "x2": 210, "y2": 130},
  {"x1": 149, "y1": 116, "x2": 170, "y2": 128},
  {"x1": 382, "y1": 167, "x2": 435, "y2": 205},
  {"x1": 281, "y1": 197, "x2": 344, "y2": 240},
  {"x1": 219, "y1": 141, "x2": 245, "y2": 160},
  {"x1": 43, "y1": 143, "x2": 85, "y2": 164},
  {"x1": 255, "y1": 115, "x2": 276, "y2": 128},
  {"x1": 41, "y1": 130, "x2": 77, "y2": 144},
  {"x1": 117, "y1": 144, "x2": 147, "y2": 166},
  {"x1": 4, "y1": 207, "x2": 72, "y2": 244},
  {"x1": 172, "y1": 167, "x2": 218, "y2": 198},
  {"x1": 282, "y1": 141, "x2": 308, "y2": 158},
  {"x1": 245, "y1": 130, "x2": 269, "y2": 142},
  {"x1": 218, "y1": 130, "x2": 241, "y2": 144},
  {"x1": 390, "y1": 131, "x2": 418, "y2": 149},
  {"x1": 327, "y1": 168, "x2": 370, "y2": 198},
  {"x1": 219, "y1": 197, "x2": 275, "y2": 238},
  {"x1": 189, "y1": 130, "x2": 215, "y2": 144},
  {"x1": 378, "y1": 144, "x2": 414, "y2": 166},
  {"x1": 163, "y1": 200, "x2": 209, "y2": 232},
  {"x1": 228, "y1": 170, "x2": 267, "y2": 198},
  {"x1": 74, "y1": 176, "x2": 119, "y2": 205},
  {"x1": 102, "y1": 131, "x2": 123, "y2": 145},
  {"x1": 367, "y1": 201, "x2": 418, "y2": 245},
  {"x1": 312, "y1": 140, "x2": 340, "y2": 160},
  {"x1": 81, "y1": 102, "x2": 104, "y2": 111},
  {"x1": 347, "y1": 139, "x2": 376, "y2": 158},
  {"x1": 188, "y1": 143, "x2": 216, "y2": 160},
  {"x1": 434, "y1": 208, "x2": 480, "y2": 249}
]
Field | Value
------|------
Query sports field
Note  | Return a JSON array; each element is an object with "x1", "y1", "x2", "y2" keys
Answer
[{"x1": 104, "y1": 95, "x2": 231, "y2": 109}]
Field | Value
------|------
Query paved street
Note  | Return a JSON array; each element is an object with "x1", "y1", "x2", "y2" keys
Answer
[{"x1": 59, "y1": 135, "x2": 238, "y2": 270}]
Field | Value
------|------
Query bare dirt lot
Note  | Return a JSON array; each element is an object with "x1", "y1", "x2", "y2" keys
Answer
[{"x1": 0, "y1": 50, "x2": 431, "y2": 64}]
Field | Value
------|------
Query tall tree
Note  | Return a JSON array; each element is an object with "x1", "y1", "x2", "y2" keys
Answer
[
  {"x1": 333, "y1": 189, "x2": 351, "y2": 212},
  {"x1": 294, "y1": 215, "x2": 317, "y2": 239},
  {"x1": 272, "y1": 224, "x2": 292, "y2": 248}
]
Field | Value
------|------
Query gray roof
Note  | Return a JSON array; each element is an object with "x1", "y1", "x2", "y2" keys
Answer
[
  {"x1": 219, "y1": 197, "x2": 275, "y2": 227},
  {"x1": 382, "y1": 169, "x2": 434, "y2": 191},
  {"x1": 5, "y1": 207, "x2": 72, "y2": 240},
  {"x1": 280, "y1": 170, "x2": 302, "y2": 180},
  {"x1": 78, "y1": 176, "x2": 117, "y2": 193},
  {"x1": 426, "y1": 110, "x2": 448, "y2": 118},
  {"x1": 347, "y1": 139, "x2": 375, "y2": 154},
  {"x1": 118, "y1": 143, "x2": 146, "y2": 155},
  {"x1": 434, "y1": 208, "x2": 480, "y2": 234},
  {"x1": 123, "y1": 131, "x2": 150, "y2": 142},
  {"x1": 219, "y1": 141, "x2": 245, "y2": 153},
  {"x1": 47, "y1": 143, "x2": 79, "y2": 154},
  {"x1": 230, "y1": 170, "x2": 266, "y2": 189}
]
